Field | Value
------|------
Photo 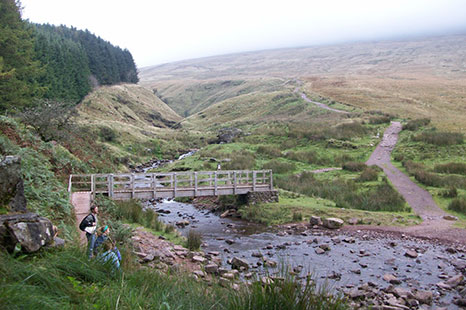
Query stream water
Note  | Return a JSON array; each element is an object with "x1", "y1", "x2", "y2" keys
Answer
[{"x1": 148, "y1": 199, "x2": 465, "y2": 309}]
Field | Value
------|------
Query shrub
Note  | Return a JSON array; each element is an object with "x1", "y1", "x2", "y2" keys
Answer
[
  {"x1": 434, "y1": 162, "x2": 466, "y2": 175},
  {"x1": 413, "y1": 131, "x2": 463, "y2": 146},
  {"x1": 441, "y1": 187, "x2": 458, "y2": 198},
  {"x1": 369, "y1": 115, "x2": 391, "y2": 124},
  {"x1": 285, "y1": 150, "x2": 327, "y2": 165},
  {"x1": 393, "y1": 154, "x2": 404, "y2": 162},
  {"x1": 292, "y1": 211, "x2": 303, "y2": 222},
  {"x1": 256, "y1": 145, "x2": 282, "y2": 158},
  {"x1": 331, "y1": 122, "x2": 367, "y2": 140},
  {"x1": 403, "y1": 118, "x2": 431, "y2": 131},
  {"x1": 164, "y1": 224, "x2": 176, "y2": 234},
  {"x1": 342, "y1": 161, "x2": 367, "y2": 172},
  {"x1": 263, "y1": 160, "x2": 296, "y2": 174},
  {"x1": 357, "y1": 166, "x2": 380, "y2": 182},
  {"x1": 448, "y1": 198, "x2": 466, "y2": 215},
  {"x1": 186, "y1": 229, "x2": 202, "y2": 250},
  {"x1": 99, "y1": 126, "x2": 117, "y2": 142}
]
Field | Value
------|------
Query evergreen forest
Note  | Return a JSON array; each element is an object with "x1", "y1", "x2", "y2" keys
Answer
[{"x1": 0, "y1": 0, "x2": 139, "y2": 112}]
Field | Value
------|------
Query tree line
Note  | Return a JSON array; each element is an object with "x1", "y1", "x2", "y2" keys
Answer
[{"x1": 0, "y1": 0, "x2": 139, "y2": 112}]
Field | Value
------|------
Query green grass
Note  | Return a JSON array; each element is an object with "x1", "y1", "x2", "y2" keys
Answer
[{"x1": 239, "y1": 189, "x2": 419, "y2": 226}]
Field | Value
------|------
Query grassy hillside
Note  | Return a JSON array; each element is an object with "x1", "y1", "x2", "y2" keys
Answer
[{"x1": 140, "y1": 35, "x2": 466, "y2": 132}]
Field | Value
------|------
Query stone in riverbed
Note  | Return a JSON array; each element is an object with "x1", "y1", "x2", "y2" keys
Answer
[
  {"x1": 445, "y1": 274, "x2": 463, "y2": 288},
  {"x1": 383, "y1": 274, "x2": 401, "y2": 285},
  {"x1": 231, "y1": 257, "x2": 249, "y2": 270},
  {"x1": 315, "y1": 248, "x2": 325, "y2": 255},
  {"x1": 404, "y1": 250, "x2": 418, "y2": 258},
  {"x1": 413, "y1": 290, "x2": 433, "y2": 305},
  {"x1": 322, "y1": 217, "x2": 344, "y2": 229},
  {"x1": 309, "y1": 216, "x2": 322, "y2": 226},
  {"x1": 205, "y1": 263, "x2": 219, "y2": 275}
]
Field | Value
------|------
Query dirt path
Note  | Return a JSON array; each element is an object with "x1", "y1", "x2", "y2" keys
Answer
[
  {"x1": 344, "y1": 121, "x2": 466, "y2": 244},
  {"x1": 71, "y1": 192, "x2": 91, "y2": 245},
  {"x1": 300, "y1": 92, "x2": 349, "y2": 114}
]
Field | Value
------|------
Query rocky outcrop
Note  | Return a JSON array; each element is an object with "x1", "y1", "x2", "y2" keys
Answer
[
  {"x1": 215, "y1": 128, "x2": 242, "y2": 144},
  {"x1": 0, "y1": 156, "x2": 27, "y2": 212},
  {"x1": 0, "y1": 213, "x2": 55, "y2": 252}
]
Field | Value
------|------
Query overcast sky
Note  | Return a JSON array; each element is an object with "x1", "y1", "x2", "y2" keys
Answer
[{"x1": 20, "y1": 0, "x2": 466, "y2": 68}]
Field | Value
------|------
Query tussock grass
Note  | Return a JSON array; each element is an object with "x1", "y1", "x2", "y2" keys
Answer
[
  {"x1": 342, "y1": 161, "x2": 367, "y2": 172},
  {"x1": 448, "y1": 198, "x2": 466, "y2": 215},
  {"x1": 413, "y1": 131, "x2": 463, "y2": 146},
  {"x1": 403, "y1": 118, "x2": 431, "y2": 131},
  {"x1": 186, "y1": 229, "x2": 202, "y2": 250},
  {"x1": 357, "y1": 166, "x2": 380, "y2": 182},
  {"x1": 434, "y1": 162, "x2": 466, "y2": 175},
  {"x1": 276, "y1": 173, "x2": 408, "y2": 212}
]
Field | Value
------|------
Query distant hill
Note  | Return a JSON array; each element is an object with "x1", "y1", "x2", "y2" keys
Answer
[
  {"x1": 76, "y1": 84, "x2": 181, "y2": 130},
  {"x1": 140, "y1": 35, "x2": 466, "y2": 131}
]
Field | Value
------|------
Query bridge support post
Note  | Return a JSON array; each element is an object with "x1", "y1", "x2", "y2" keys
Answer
[
  {"x1": 109, "y1": 174, "x2": 114, "y2": 198},
  {"x1": 269, "y1": 170, "x2": 273, "y2": 190},
  {"x1": 131, "y1": 174, "x2": 135, "y2": 199},
  {"x1": 91, "y1": 174, "x2": 95, "y2": 200},
  {"x1": 253, "y1": 171, "x2": 256, "y2": 192}
]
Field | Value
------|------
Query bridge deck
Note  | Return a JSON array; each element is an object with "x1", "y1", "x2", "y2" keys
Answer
[{"x1": 68, "y1": 170, "x2": 273, "y2": 200}]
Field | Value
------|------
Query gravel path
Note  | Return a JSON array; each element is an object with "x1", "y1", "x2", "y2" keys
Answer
[{"x1": 344, "y1": 121, "x2": 466, "y2": 245}]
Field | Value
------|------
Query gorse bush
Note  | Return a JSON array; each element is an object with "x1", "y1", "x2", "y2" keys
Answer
[
  {"x1": 434, "y1": 162, "x2": 466, "y2": 175},
  {"x1": 369, "y1": 115, "x2": 391, "y2": 124},
  {"x1": 413, "y1": 131, "x2": 463, "y2": 146},
  {"x1": 403, "y1": 118, "x2": 431, "y2": 131},
  {"x1": 448, "y1": 198, "x2": 466, "y2": 215},
  {"x1": 342, "y1": 161, "x2": 367, "y2": 172},
  {"x1": 357, "y1": 166, "x2": 380, "y2": 182},
  {"x1": 263, "y1": 159, "x2": 296, "y2": 174}
]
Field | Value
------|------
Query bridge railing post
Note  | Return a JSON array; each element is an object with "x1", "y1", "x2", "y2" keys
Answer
[
  {"x1": 91, "y1": 174, "x2": 96, "y2": 200},
  {"x1": 174, "y1": 173, "x2": 177, "y2": 197},
  {"x1": 131, "y1": 173, "x2": 135, "y2": 199},
  {"x1": 269, "y1": 170, "x2": 273, "y2": 190},
  {"x1": 194, "y1": 172, "x2": 198, "y2": 196},
  {"x1": 253, "y1": 171, "x2": 256, "y2": 191},
  {"x1": 109, "y1": 174, "x2": 114, "y2": 198},
  {"x1": 233, "y1": 171, "x2": 237, "y2": 194},
  {"x1": 214, "y1": 171, "x2": 218, "y2": 196},
  {"x1": 152, "y1": 173, "x2": 157, "y2": 199}
]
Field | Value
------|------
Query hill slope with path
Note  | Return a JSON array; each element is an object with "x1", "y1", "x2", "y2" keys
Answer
[{"x1": 344, "y1": 122, "x2": 466, "y2": 245}]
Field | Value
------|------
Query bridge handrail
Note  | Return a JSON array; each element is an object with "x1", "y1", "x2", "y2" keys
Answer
[{"x1": 68, "y1": 170, "x2": 273, "y2": 199}]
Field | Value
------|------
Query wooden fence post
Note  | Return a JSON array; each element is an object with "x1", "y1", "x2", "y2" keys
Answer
[
  {"x1": 194, "y1": 172, "x2": 198, "y2": 196},
  {"x1": 91, "y1": 174, "x2": 96, "y2": 200},
  {"x1": 233, "y1": 171, "x2": 237, "y2": 194},
  {"x1": 174, "y1": 173, "x2": 177, "y2": 197},
  {"x1": 152, "y1": 173, "x2": 157, "y2": 199},
  {"x1": 109, "y1": 174, "x2": 114, "y2": 198},
  {"x1": 253, "y1": 171, "x2": 256, "y2": 192},
  {"x1": 269, "y1": 170, "x2": 273, "y2": 190},
  {"x1": 131, "y1": 174, "x2": 135, "y2": 199},
  {"x1": 214, "y1": 171, "x2": 218, "y2": 196}
]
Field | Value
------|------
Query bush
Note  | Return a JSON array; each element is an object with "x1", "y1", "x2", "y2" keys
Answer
[
  {"x1": 403, "y1": 118, "x2": 431, "y2": 131},
  {"x1": 292, "y1": 211, "x2": 303, "y2": 222},
  {"x1": 413, "y1": 131, "x2": 463, "y2": 146},
  {"x1": 342, "y1": 161, "x2": 367, "y2": 172},
  {"x1": 331, "y1": 122, "x2": 367, "y2": 140},
  {"x1": 434, "y1": 162, "x2": 466, "y2": 175},
  {"x1": 448, "y1": 198, "x2": 466, "y2": 215},
  {"x1": 357, "y1": 166, "x2": 380, "y2": 182},
  {"x1": 285, "y1": 150, "x2": 327, "y2": 165},
  {"x1": 263, "y1": 160, "x2": 296, "y2": 174},
  {"x1": 369, "y1": 115, "x2": 391, "y2": 124},
  {"x1": 99, "y1": 126, "x2": 117, "y2": 142},
  {"x1": 441, "y1": 187, "x2": 458, "y2": 198},
  {"x1": 186, "y1": 229, "x2": 202, "y2": 250}
]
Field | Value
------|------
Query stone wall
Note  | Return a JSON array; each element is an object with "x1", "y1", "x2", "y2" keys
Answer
[{"x1": 245, "y1": 190, "x2": 279, "y2": 205}]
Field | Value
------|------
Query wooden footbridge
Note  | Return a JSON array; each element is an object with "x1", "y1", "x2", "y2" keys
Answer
[{"x1": 68, "y1": 170, "x2": 274, "y2": 200}]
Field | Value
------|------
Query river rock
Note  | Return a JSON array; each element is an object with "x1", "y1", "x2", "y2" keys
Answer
[
  {"x1": 413, "y1": 290, "x2": 433, "y2": 305},
  {"x1": 322, "y1": 217, "x2": 344, "y2": 229},
  {"x1": 404, "y1": 250, "x2": 418, "y2": 258},
  {"x1": 445, "y1": 274, "x2": 463, "y2": 288},
  {"x1": 192, "y1": 255, "x2": 206, "y2": 263},
  {"x1": 443, "y1": 215, "x2": 458, "y2": 221},
  {"x1": 175, "y1": 220, "x2": 189, "y2": 227},
  {"x1": 315, "y1": 248, "x2": 325, "y2": 255},
  {"x1": 383, "y1": 274, "x2": 401, "y2": 285},
  {"x1": 309, "y1": 216, "x2": 322, "y2": 226},
  {"x1": 231, "y1": 257, "x2": 249, "y2": 270},
  {"x1": 205, "y1": 263, "x2": 219, "y2": 275}
]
